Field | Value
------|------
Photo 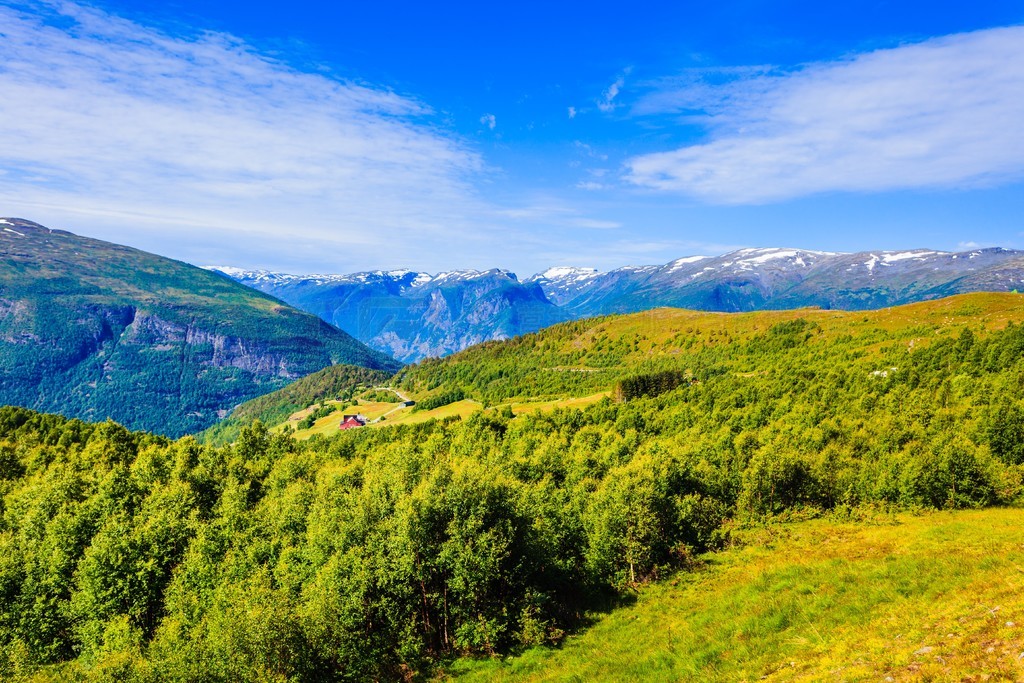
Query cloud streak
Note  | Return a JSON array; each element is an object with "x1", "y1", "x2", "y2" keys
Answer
[
  {"x1": 0, "y1": 1, "x2": 493, "y2": 271},
  {"x1": 597, "y1": 71, "x2": 629, "y2": 113},
  {"x1": 626, "y1": 26, "x2": 1024, "y2": 203}
]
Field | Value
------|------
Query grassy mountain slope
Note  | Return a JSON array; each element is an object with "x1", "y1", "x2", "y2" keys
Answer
[
  {"x1": 447, "y1": 509, "x2": 1024, "y2": 682},
  {"x1": 399, "y1": 292, "x2": 1024, "y2": 404},
  {"x1": 0, "y1": 218, "x2": 400, "y2": 437}
]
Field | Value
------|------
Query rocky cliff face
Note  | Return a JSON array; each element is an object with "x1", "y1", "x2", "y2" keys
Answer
[{"x1": 0, "y1": 218, "x2": 400, "y2": 437}]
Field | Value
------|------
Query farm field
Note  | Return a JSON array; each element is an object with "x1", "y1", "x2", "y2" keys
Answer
[
  {"x1": 444, "y1": 508, "x2": 1024, "y2": 682},
  {"x1": 279, "y1": 391, "x2": 612, "y2": 438}
]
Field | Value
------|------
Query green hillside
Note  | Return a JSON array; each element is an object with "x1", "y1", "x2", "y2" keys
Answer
[
  {"x1": 0, "y1": 218, "x2": 400, "y2": 437},
  {"x1": 3, "y1": 292, "x2": 1024, "y2": 681},
  {"x1": 399, "y1": 291, "x2": 1024, "y2": 404},
  {"x1": 446, "y1": 508, "x2": 1024, "y2": 682},
  {"x1": 199, "y1": 363, "x2": 392, "y2": 444}
]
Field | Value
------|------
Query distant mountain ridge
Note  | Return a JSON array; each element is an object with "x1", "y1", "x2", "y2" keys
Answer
[
  {"x1": 208, "y1": 266, "x2": 568, "y2": 363},
  {"x1": 211, "y1": 246, "x2": 1024, "y2": 363},
  {"x1": 0, "y1": 218, "x2": 399, "y2": 436},
  {"x1": 535, "y1": 247, "x2": 1024, "y2": 315}
]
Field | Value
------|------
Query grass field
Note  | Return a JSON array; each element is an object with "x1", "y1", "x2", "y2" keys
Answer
[
  {"x1": 503, "y1": 392, "x2": 612, "y2": 415},
  {"x1": 442, "y1": 508, "x2": 1024, "y2": 682},
  {"x1": 278, "y1": 391, "x2": 615, "y2": 437}
]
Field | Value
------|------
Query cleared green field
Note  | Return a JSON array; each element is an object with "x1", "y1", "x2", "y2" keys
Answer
[
  {"x1": 377, "y1": 399, "x2": 483, "y2": 426},
  {"x1": 504, "y1": 392, "x2": 611, "y2": 415},
  {"x1": 403, "y1": 292, "x2": 1024, "y2": 406},
  {"x1": 283, "y1": 400, "x2": 395, "y2": 438},
  {"x1": 443, "y1": 508, "x2": 1024, "y2": 682}
]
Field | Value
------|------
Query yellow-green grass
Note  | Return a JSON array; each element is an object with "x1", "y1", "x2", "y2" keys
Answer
[
  {"x1": 405, "y1": 293, "x2": 1024, "y2": 408},
  {"x1": 282, "y1": 400, "x2": 404, "y2": 438},
  {"x1": 283, "y1": 393, "x2": 613, "y2": 434},
  {"x1": 373, "y1": 399, "x2": 484, "y2": 427},
  {"x1": 555, "y1": 293, "x2": 1024, "y2": 361},
  {"x1": 503, "y1": 392, "x2": 612, "y2": 416},
  {"x1": 443, "y1": 508, "x2": 1024, "y2": 682}
]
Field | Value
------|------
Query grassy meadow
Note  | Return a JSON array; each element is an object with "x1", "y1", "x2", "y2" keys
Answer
[{"x1": 445, "y1": 508, "x2": 1024, "y2": 682}]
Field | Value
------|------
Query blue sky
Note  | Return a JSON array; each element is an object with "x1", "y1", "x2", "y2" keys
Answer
[{"x1": 1, "y1": 0, "x2": 1022, "y2": 276}]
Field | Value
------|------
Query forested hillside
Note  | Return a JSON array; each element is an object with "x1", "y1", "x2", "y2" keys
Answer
[
  {"x1": 1, "y1": 293, "x2": 1024, "y2": 680},
  {"x1": 0, "y1": 218, "x2": 399, "y2": 437}
]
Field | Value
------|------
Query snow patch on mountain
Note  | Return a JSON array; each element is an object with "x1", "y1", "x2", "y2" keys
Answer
[
  {"x1": 535, "y1": 266, "x2": 600, "y2": 281},
  {"x1": 727, "y1": 248, "x2": 839, "y2": 270},
  {"x1": 666, "y1": 256, "x2": 709, "y2": 273},
  {"x1": 881, "y1": 250, "x2": 941, "y2": 263}
]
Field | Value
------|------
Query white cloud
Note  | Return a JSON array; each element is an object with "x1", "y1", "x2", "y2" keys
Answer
[
  {"x1": 626, "y1": 26, "x2": 1024, "y2": 203},
  {"x1": 0, "y1": 1, "x2": 499, "y2": 271},
  {"x1": 568, "y1": 106, "x2": 576, "y2": 119},
  {"x1": 576, "y1": 181, "x2": 605, "y2": 191},
  {"x1": 480, "y1": 113, "x2": 496, "y2": 130},
  {"x1": 569, "y1": 217, "x2": 620, "y2": 229},
  {"x1": 598, "y1": 70, "x2": 630, "y2": 113}
]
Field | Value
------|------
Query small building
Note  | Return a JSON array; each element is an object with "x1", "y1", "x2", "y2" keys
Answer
[
  {"x1": 339, "y1": 414, "x2": 368, "y2": 430},
  {"x1": 400, "y1": 401, "x2": 416, "y2": 408}
]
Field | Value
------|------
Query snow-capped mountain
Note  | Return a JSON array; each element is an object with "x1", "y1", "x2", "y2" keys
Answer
[
  {"x1": 524, "y1": 267, "x2": 600, "y2": 305},
  {"x1": 207, "y1": 266, "x2": 567, "y2": 363},
  {"x1": 211, "y1": 246, "x2": 1024, "y2": 364},
  {"x1": 529, "y1": 247, "x2": 1024, "y2": 316}
]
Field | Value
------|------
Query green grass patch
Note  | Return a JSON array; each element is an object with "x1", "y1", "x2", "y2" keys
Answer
[{"x1": 442, "y1": 508, "x2": 1024, "y2": 682}]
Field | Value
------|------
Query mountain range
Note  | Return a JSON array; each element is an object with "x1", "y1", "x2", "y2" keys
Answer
[
  {"x1": 209, "y1": 266, "x2": 569, "y2": 363},
  {"x1": 211, "y1": 246, "x2": 1024, "y2": 362},
  {"x1": 0, "y1": 218, "x2": 399, "y2": 436}
]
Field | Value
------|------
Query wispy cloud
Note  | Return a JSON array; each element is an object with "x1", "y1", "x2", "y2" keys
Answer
[
  {"x1": 626, "y1": 27, "x2": 1024, "y2": 203},
  {"x1": 569, "y1": 217, "x2": 620, "y2": 229},
  {"x1": 480, "y1": 113, "x2": 497, "y2": 130},
  {"x1": 567, "y1": 106, "x2": 577, "y2": 119},
  {"x1": 573, "y1": 141, "x2": 608, "y2": 161},
  {"x1": 0, "y1": 1, "x2": 496, "y2": 271},
  {"x1": 597, "y1": 70, "x2": 630, "y2": 113}
]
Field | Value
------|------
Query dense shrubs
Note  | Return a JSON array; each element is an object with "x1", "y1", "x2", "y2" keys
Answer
[{"x1": 613, "y1": 369, "x2": 688, "y2": 402}]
